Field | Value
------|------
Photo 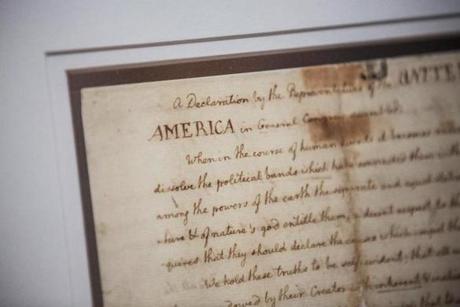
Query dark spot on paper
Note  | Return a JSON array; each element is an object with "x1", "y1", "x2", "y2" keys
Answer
[
  {"x1": 307, "y1": 115, "x2": 371, "y2": 144},
  {"x1": 302, "y1": 64, "x2": 365, "y2": 90},
  {"x1": 98, "y1": 222, "x2": 108, "y2": 236},
  {"x1": 360, "y1": 60, "x2": 388, "y2": 82}
]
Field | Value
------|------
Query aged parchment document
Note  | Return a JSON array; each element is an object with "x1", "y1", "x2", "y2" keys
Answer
[{"x1": 81, "y1": 50, "x2": 460, "y2": 307}]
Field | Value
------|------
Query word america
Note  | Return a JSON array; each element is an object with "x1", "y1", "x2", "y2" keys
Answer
[{"x1": 149, "y1": 119, "x2": 235, "y2": 141}]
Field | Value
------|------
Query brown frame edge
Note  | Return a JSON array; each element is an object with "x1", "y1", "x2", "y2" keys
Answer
[{"x1": 67, "y1": 33, "x2": 460, "y2": 307}]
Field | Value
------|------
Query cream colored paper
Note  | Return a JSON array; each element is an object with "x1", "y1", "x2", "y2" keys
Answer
[{"x1": 82, "y1": 50, "x2": 460, "y2": 307}]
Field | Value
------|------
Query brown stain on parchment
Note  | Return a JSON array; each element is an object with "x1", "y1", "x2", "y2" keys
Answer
[
  {"x1": 309, "y1": 116, "x2": 371, "y2": 305},
  {"x1": 302, "y1": 64, "x2": 365, "y2": 90},
  {"x1": 308, "y1": 116, "x2": 370, "y2": 144},
  {"x1": 304, "y1": 68, "x2": 373, "y2": 305},
  {"x1": 341, "y1": 148, "x2": 367, "y2": 307}
]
